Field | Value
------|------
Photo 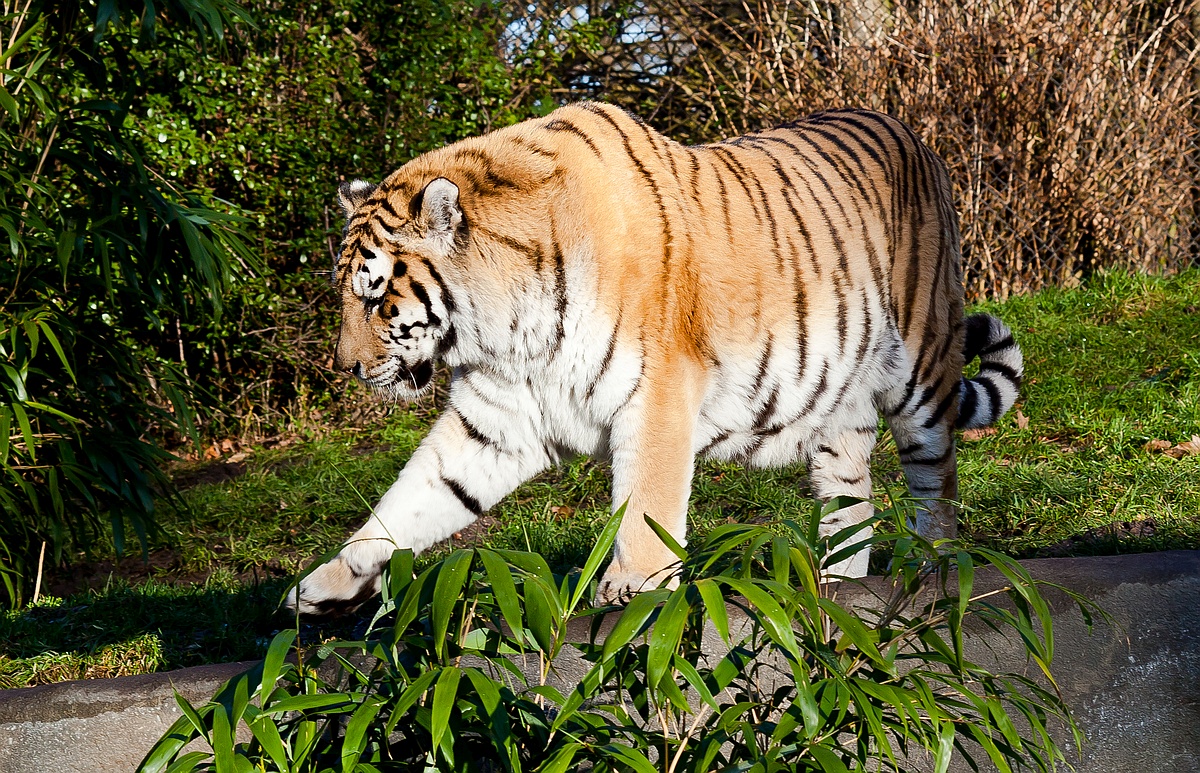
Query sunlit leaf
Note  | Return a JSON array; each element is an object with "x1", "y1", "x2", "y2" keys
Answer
[
  {"x1": 341, "y1": 696, "x2": 385, "y2": 773},
  {"x1": 478, "y1": 548, "x2": 524, "y2": 646},
  {"x1": 646, "y1": 586, "x2": 690, "y2": 688},
  {"x1": 431, "y1": 549, "x2": 473, "y2": 659},
  {"x1": 570, "y1": 503, "x2": 625, "y2": 611}
]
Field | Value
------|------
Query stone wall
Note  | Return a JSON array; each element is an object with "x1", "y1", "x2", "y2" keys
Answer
[{"x1": 2, "y1": 551, "x2": 1197, "y2": 772}]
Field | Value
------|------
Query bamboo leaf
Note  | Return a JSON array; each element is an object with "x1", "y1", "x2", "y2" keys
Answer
[
  {"x1": 264, "y1": 693, "x2": 356, "y2": 714},
  {"x1": 570, "y1": 503, "x2": 625, "y2": 611},
  {"x1": 599, "y1": 588, "x2": 670, "y2": 662},
  {"x1": 539, "y1": 742, "x2": 583, "y2": 773},
  {"x1": 9, "y1": 402, "x2": 33, "y2": 463},
  {"x1": 210, "y1": 705, "x2": 236, "y2": 773},
  {"x1": 720, "y1": 578, "x2": 801, "y2": 659},
  {"x1": 162, "y1": 751, "x2": 210, "y2": 773},
  {"x1": 391, "y1": 564, "x2": 438, "y2": 640},
  {"x1": 0, "y1": 86, "x2": 18, "y2": 122},
  {"x1": 463, "y1": 667, "x2": 511, "y2": 750},
  {"x1": 0, "y1": 14, "x2": 43, "y2": 64},
  {"x1": 23, "y1": 401, "x2": 81, "y2": 424},
  {"x1": 431, "y1": 549, "x2": 473, "y2": 659},
  {"x1": 642, "y1": 513, "x2": 687, "y2": 561},
  {"x1": 596, "y1": 744, "x2": 657, "y2": 773},
  {"x1": 776, "y1": 658, "x2": 821, "y2": 736},
  {"x1": 341, "y1": 696, "x2": 385, "y2": 773},
  {"x1": 965, "y1": 722, "x2": 1015, "y2": 773},
  {"x1": 818, "y1": 598, "x2": 887, "y2": 669},
  {"x1": 478, "y1": 548, "x2": 524, "y2": 646},
  {"x1": 246, "y1": 714, "x2": 288, "y2": 771},
  {"x1": 695, "y1": 578, "x2": 731, "y2": 646},
  {"x1": 430, "y1": 667, "x2": 462, "y2": 759},
  {"x1": 259, "y1": 630, "x2": 296, "y2": 706},
  {"x1": 385, "y1": 548, "x2": 415, "y2": 600},
  {"x1": 522, "y1": 576, "x2": 559, "y2": 653},
  {"x1": 0, "y1": 407, "x2": 11, "y2": 461},
  {"x1": 646, "y1": 586, "x2": 690, "y2": 688},
  {"x1": 4, "y1": 364, "x2": 28, "y2": 403},
  {"x1": 672, "y1": 653, "x2": 718, "y2": 711},
  {"x1": 808, "y1": 743, "x2": 851, "y2": 773},
  {"x1": 957, "y1": 551, "x2": 975, "y2": 621},
  {"x1": 138, "y1": 714, "x2": 203, "y2": 773},
  {"x1": 384, "y1": 670, "x2": 439, "y2": 733},
  {"x1": 173, "y1": 693, "x2": 211, "y2": 745},
  {"x1": 36, "y1": 320, "x2": 75, "y2": 382}
]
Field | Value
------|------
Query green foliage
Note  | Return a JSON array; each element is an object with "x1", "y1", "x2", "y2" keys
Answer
[
  {"x1": 138, "y1": 0, "x2": 531, "y2": 270},
  {"x1": 120, "y1": 0, "x2": 626, "y2": 427},
  {"x1": 139, "y1": 502, "x2": 1093, "y2": 772},
  {"x1": 0, "y1": 0, "x2": 255, "y2": 604},
  {"x1": 0, "y1": 0, "x2": 623, "y2": 605}
]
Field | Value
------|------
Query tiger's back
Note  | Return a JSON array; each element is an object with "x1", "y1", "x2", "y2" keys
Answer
[{"x1": 288, "y1": 102, "x2": 1022, "y2": 614}]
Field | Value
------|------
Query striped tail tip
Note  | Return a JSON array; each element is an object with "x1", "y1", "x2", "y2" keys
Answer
[{"x1": 957, "y1": 314, "x2": 1024, "y2": 430}]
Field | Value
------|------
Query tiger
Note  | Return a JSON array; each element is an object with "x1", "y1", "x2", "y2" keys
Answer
[{"x1": 286, "y1": 101, "x2": 1023, "y2": 615}]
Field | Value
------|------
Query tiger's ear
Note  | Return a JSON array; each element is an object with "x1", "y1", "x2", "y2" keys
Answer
[
  {"x1": 416, "y1": 178, "x2": 463, "y2": 245},
  {"x1": 337, "y1": 179, "x2": 376, "y2": 217}
]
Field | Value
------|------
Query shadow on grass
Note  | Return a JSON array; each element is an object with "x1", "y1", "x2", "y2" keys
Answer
[
  {"x1": 1025, "y1": 517, "x2": 1199, "y2": 559},
  {"x1": 0, "y1": 577, "x2": 366, "y2": 689}
]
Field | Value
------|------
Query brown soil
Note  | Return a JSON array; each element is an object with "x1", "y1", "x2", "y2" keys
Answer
[
  {"x1": 443, "y1": 514, "x2": 499, "y2": 548},
  {"x1": 35, "y1": 548, "x2": 299, "y2": 601},
  {"x1": 172, "y1": 461, "x2": 249, "y2": 489}
]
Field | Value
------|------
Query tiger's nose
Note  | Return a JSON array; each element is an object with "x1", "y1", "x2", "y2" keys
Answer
[
  {"x1": 332, "y1": 339, "x2": 359, "y2": 374},
  {"x1": 333, "y1": 354, "x2": 360, "y2": 375}
]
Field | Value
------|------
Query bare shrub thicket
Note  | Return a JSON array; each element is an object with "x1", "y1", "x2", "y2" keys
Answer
[{"x1": 556, "y1": 0, "x2": 1200, "y2": 299}]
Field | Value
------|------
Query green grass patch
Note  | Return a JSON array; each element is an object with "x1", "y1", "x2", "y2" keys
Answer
[
  {"x1": 957, "y1": 270, "x2": 1200, "y2": 554},
  {"x1": 0, "y1": 576, "x2": 278, "y2": 689},
  {"x1": 3, "y1": 268, "x2": 1198, "y2": 687}
]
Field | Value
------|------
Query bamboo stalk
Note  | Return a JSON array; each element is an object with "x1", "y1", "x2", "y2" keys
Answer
[{"x1": 31, "y1": 539, "x2": 45, "y2": 606}]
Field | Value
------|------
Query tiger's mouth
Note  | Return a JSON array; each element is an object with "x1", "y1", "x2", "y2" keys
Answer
[
  {"x1": 359, "y1": 358, "x2": 434, "y2": 395},
  {"x1": 398, "y1": 360, "x2": 434, "y2": 391}
]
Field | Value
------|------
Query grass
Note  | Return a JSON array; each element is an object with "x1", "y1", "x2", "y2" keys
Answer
[
  {"x1": 2, "y1": 268, "x2": 1198, "y2": 688},
  {"x1": 958, "y1": 271, "x2": 1200, "y2": 553},
  {"x1": 0, "y1": 576, "x2": 277, "y2": 690}
]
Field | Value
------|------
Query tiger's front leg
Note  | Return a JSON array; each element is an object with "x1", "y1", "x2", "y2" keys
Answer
[
  {"x1": 287, "y1": 403, "x2": 552, "y2": 615},
  {"x1": 595, "y1": 356, "x2": 704, "y2": 605}
]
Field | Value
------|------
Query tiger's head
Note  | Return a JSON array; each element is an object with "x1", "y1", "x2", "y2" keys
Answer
[{"x1": 332, "y1": 176, "x2": 464, "y2": 399}]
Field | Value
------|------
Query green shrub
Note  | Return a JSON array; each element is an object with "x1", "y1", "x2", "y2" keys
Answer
[
  {"x1": 0, "y1": 0, "x2": 632, "y2": 604},
  {"x1": 0, "y1": 0, "x2": 255, "y2": 604},
  {"x1": 139, "y1": 501, "x2": 1094, "y2": 772}
]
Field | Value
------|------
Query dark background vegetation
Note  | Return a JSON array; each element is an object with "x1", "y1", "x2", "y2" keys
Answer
[{"x1": 1, "y1": 0, "x2": 1197, "y2": 605}]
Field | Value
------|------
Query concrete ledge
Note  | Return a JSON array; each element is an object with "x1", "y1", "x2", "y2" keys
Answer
[
  {"x1": 0, "y1": 661, "x2": 258, "y2": 773},
  {"x1": 0, "y1": 551, "x2": 1197, "y2": 772},
  {"x1": 964, "y1": 550, "x2": 1200, "y2": 772}
]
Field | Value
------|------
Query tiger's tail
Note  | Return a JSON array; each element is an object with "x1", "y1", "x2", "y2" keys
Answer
[{"x1": 956, "y1": 314, "x2": 1024, "y2": 430}]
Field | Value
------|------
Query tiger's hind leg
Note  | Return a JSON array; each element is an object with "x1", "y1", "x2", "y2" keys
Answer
[
  {"x1": 809, "y1": 419, "x2": 879, "y2": 579},
  {"x1": 883, "y1": 379, "x2": 960, "y2": 543}
]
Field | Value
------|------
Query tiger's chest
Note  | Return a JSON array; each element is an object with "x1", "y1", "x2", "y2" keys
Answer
[{"x1": 451, "y1": 289, "x2": 907, "y2": 469}]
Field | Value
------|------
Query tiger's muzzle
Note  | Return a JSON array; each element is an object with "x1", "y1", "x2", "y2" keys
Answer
[{"x1": 397, "y1": 360, "x2": 434, "y2": 391}]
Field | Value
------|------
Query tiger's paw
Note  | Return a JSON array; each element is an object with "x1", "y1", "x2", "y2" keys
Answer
[
  {"x1": 594, "y1": 566, "x2": 678, "y2": 606},
  {"x1": 284, "y1": 555, "x2": 383, "y2": 617},
  {"x1": 818, "y1": 505, "x2": 873, "y2": 581}
]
